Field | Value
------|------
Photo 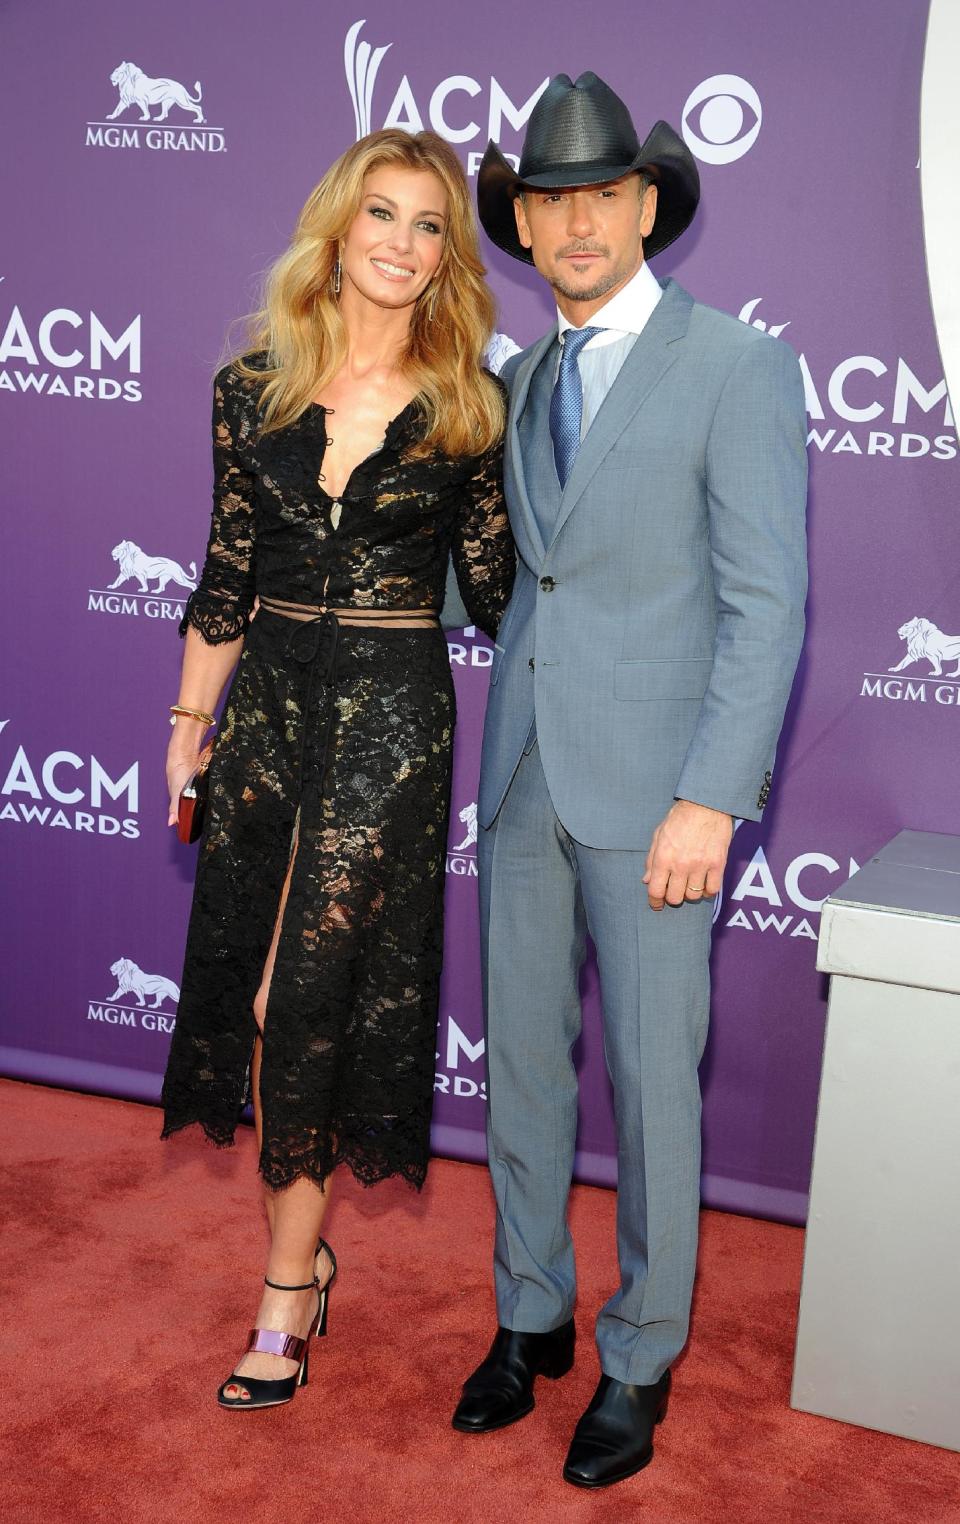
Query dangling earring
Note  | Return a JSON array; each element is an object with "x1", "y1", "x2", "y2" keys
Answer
[
  {"x1": 427, "y1": 286, "x2": 437, "y2": 323},
  {"x1": 332, "y1": 256, "x2": 341, "y2": 297}
]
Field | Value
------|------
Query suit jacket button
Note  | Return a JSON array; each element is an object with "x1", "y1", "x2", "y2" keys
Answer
[{"x1": 539, "y1": 576, "x2": 555, "y2": 592}]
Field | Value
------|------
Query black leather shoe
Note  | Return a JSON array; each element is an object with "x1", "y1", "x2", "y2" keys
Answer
[
  {"x1": 452, "y1": 1320, "x2": 575, "y2": 1433},
  {"x1": 562, "y1": 1370, "x2": 671, "y2": 1488}
]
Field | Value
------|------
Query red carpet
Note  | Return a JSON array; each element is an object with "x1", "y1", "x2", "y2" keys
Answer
[{"x1": 1, "y1": 1079, "x2": 957, "y2": 1523}]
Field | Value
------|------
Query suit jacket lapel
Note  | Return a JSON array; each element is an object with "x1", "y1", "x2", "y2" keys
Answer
[
  {"x1": 547, "y1": 279, "x2": 694, "y2": 550},
  {"x1": 505, "y1": 326, "x2": 557, "y2": 565}
]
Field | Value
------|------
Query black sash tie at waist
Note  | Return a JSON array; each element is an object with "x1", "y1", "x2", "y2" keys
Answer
[{"x1": 257, "y1": 598, "x2": 440, "y2": 798}]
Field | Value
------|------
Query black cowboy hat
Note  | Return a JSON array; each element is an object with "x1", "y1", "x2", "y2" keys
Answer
[{"x1": 477, "y1": 71, "x2": 699, "y2": 263}]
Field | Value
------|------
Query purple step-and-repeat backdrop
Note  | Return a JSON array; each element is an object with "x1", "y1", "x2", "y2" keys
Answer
[{"x1": 1, "y1": 1, "x2": 953, "y2": 1223}]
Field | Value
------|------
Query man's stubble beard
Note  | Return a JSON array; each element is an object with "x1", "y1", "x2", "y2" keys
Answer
[{"x1": 549, "y1": 252, "x2": 640, "y2": 306}]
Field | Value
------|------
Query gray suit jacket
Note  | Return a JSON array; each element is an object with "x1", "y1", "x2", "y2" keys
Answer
[{"x1": 478, "y1": 276, "x2": 808, "y2": 849}]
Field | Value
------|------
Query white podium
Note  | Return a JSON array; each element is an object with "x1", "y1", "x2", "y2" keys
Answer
[{"x1": 791, "y1": 829, "x2": 960, "y2": 1451}]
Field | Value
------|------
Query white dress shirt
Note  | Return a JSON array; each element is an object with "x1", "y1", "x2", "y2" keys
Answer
[{"x1": 556, "y1": 259, "x2": 663, "y2": 439}]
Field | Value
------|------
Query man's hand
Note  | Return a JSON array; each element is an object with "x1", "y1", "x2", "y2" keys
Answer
[{"x1": 643, "y1": 800, "x2": 734, "y2": 911}]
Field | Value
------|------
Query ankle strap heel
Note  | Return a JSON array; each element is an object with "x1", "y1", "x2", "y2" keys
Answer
[
  {"x1": 216, "y1": 1241, "x2": 338, "y2": 1411},
  {"x1": 315, "y1": 1235, "x2": 338, "y2": 1282},
  {"x1": 314, "y1": 1237, "x2": 337, "y2": 1337}
]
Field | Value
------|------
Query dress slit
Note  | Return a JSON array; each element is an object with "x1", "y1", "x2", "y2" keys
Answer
[{"x1": 258, "y1": 803, "x2": 302, "y2": 1039}]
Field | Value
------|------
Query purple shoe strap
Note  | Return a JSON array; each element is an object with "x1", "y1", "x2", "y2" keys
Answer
[{"x1": 245, "y1": 1327, "x2": 308, "y2": 1361}]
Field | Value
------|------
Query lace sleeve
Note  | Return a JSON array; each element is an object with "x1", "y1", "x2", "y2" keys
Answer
[
  {"x1": 450, "y1": 437, "x2": 516, "y2": 642},
  {"x1": 179, "y1": 369, "x2": 257, "y2": 644}
]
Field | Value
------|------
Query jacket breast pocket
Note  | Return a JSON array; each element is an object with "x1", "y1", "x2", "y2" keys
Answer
[{"x1": 614, "y1": 658, "x2": 712, "y2": 701}]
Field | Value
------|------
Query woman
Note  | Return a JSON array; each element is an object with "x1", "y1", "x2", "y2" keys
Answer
[{"x1": 160, "y1": 129, "x2": 515, "y2": 1410}]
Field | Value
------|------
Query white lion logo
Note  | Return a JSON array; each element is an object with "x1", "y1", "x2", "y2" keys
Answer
[
  {"x1": 108, "y1": 540, "x2": 197, "y2": 594},
  {"x1": 107, "y1": 958, "x2": 180, "y2": 1009},
  {"x1": 888, "y1": 616, "x2": 960, "y2": 678},
  {"x1": 106, "y1": 62, "x2": 204, "y2": 123},
  {"x1": 452, "y1": 802, "x2": 478, "y2": 852}
]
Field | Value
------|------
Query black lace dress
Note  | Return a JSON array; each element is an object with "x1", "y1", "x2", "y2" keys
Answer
[{"x1": 160, "y1": 358, "x2": 514, "y2": 1191}]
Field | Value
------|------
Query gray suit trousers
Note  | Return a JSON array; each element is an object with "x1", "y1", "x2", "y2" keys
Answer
[{"x1": 479, "y1": 740, "x2": 713, "y2": 1384}]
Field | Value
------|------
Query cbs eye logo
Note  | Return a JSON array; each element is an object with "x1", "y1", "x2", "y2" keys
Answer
[{"x1": 681, "y1": 75, "x2": 762, "y2": 164}]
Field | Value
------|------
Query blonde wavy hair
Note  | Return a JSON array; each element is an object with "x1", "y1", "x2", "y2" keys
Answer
[{"x1": 235, "y1": 130, "x2": 504, "y2": 457}]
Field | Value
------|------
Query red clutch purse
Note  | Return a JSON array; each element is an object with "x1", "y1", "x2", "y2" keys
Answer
[{"x1": 177, "y1": 741, "x2": 215, "y2": 844}]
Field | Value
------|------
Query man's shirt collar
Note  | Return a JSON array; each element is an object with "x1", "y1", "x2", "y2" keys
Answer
[{"x1": 556, "y1": 260, "x2": 662, "y2": 345}]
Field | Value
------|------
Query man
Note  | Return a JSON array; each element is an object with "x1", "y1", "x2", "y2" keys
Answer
[{"x1": 451, "y1": 73, "x2": 808, "y2": 1488}]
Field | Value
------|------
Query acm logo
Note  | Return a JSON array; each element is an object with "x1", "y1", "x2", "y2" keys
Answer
[
  {"x1": 723, "y1": 845, "x2": 861, "y2": 939},
  {"x1": 0, "y1": 280, "x2": 141, "y2": 403},
  {"x1": 435, "y1": 1013, "x2": 486, "y2": 1099},
  {"x1": 739, "y1": 300, "x2": 956, "y2": 462},
  {"x1": 344, "y1": 19, "x2": 548, "y2": 175},
  {"x1": 0, "y1": 720, "x2": 140, "y2": 838}
]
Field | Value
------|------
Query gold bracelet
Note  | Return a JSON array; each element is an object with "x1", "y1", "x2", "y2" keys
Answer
[{"x1": 169, "y1": 705, "x2": 216, "y2": 728}]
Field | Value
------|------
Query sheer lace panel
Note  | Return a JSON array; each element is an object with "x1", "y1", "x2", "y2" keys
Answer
[
  {"x1": 179, "y1": 376, "x2": 257, "y2": 645},
  {"x1": 451, "y1": 438, "x2": 515, "y2": 640}
]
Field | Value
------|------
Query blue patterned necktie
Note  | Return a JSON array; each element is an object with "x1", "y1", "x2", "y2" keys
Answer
[{"x1": 549, "y1": 326, "x2": 601, "y2": 488}]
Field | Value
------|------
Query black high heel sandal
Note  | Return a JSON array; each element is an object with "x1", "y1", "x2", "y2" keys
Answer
[{"x1": 217, "y1": 1237, "x2": 337, "y2": 1410}]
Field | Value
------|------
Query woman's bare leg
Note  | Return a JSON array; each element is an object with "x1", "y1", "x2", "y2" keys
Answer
[
  {"x1": 250, "y1": 1035, "x2": 275, "y2": 1236},
  {"x1": 221, "y1": 1178, "x2": 333, "y2": 1397},
  {"x1": 223, "y1": 820, "x2": 335, "y2": 1400}
]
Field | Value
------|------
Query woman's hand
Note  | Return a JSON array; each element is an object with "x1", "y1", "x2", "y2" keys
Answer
[
  {"x1": 166, "y1": 728, "x2": 206, "y2": 828},
  {"x1": 166, "y1": 625, "x2": 244, "y2": 825}
]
